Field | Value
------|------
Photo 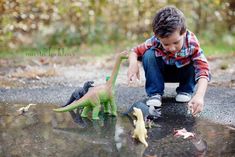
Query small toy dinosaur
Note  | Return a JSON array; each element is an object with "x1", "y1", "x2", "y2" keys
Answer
[
  {"x1": 17, "y1": 103, "x2": 37, "y2": 115},
  {"x1": 53, "y1": 51, "x2": 128, "y2": 119},
  {"x1": 62, "y1": 81, "x2": 94, "y2": 123},
  {"x1": 132, "y1": 107, "x2": 148, "y2": 147}
]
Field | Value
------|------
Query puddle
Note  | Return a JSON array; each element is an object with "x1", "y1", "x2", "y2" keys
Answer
[{"x1": 0, "y1": 104, "x2": 235, "y2": 157}]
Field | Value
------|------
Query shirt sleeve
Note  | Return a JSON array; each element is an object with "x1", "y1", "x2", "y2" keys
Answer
[
  {"x1": 131, "y1": 36, "x2": 160, "y2": 57},
  {"x1": 190, "y1": 34, "x2": 211, "y2": 81}
]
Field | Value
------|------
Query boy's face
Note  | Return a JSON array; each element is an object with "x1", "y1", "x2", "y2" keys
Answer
[{"x1": 158, "y1": 30, "x2": 185, "y2": 54}]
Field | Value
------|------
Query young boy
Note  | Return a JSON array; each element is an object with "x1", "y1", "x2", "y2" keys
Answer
[{"x1": 127, "y1": 6, "x2": 210, "y2": 116}]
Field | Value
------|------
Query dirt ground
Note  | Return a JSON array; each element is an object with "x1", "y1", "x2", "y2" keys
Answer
[
  {"x1": 0, "y1": 53, "x2": 234, "y2": 89},
  {"x1": 0, "y1": 53, "x2": 235, "y2": 126}
]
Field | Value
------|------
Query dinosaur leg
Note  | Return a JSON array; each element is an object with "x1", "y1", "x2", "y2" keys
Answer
[
  {"x1": 81, "y1": 106, "x2": 92, "y2": 118},
  {"x1": 110, "y1": 98, "x2": 117, "y2": 116},
  {"x1": 132, "y1": 131, "x2": 137, "y2": 138},
  {"x1": 103, "y1": 102, "x2": 110, "y2": 114},
  {"x1": 69, "y1": 110, "x2": 77, "y2": 119},
  {"x1": 133, "y1": 120, "x2": 136, "y2": 126},
  {"x1": 92, "y1": 105, "x2": 101, "y2": 120},
  {"x1": 72, "y1": 108, "x2": 86, "y2": 128}
]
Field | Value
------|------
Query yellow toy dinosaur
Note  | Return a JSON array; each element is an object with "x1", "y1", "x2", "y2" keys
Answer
[{"x1": 132, "y1": 107, "x2": 148, "y2": 147}]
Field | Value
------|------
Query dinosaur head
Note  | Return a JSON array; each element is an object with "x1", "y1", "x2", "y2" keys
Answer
[
  {"x1": 118, "y1": 51, "x2": 129, "y2": 60},
  {"x1": 83, "y1": 81, "x2": 94, "y2": 91},
  {"x1": 133, "y1": 107, "x2": 144, "y2": 120}
]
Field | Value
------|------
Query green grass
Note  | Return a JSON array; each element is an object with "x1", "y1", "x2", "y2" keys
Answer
[
  {"x1": 0, "y1": 41, "x2": 136, "y2": 59},
  {"x1": 77, "y1": 44, "x2": 118, "y2": 56},
  {"x1": 202, "y1": 43, "x2": 235, "y2": 57},
  {"x1": 0, "y1": 41, "x2": 234, "y2": 59},
  {"x1": 0, "y1": 49, "x2": 27, "y2": 58}
]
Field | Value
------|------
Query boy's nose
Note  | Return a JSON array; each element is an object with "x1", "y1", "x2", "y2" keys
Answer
[
  {"x1": 170, "y1": 47, "x2": 176, "y2": 51},
  {"x1": 168, "y1": 47, "x2": 176, "y2": 52}
]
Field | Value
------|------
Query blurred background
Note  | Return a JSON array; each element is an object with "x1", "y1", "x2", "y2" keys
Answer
[{"x1": 0, "y1": 0, "x2": 234, "y2": 56}]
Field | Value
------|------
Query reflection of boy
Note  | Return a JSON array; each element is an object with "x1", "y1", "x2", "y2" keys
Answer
[{"x1": 127, "y1": 6, "x2": 210, "y2": 116}]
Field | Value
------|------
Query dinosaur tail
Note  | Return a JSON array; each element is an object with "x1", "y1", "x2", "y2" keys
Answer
[
  {"x1": 53, "y1": 99, "x2": 88, "y2": 112},
  {"x1": 122, "y1": 107, "x2": 132, "y2": 116},
  {"x1": 139, "y1": 137, "x2": 148, "y2": 147},
  {"x1": 122, "y1": 101, "x2": 149, "y2": 119},
  {"x1": 61, "y1": 95, "x2": 75, "y2": 107}
]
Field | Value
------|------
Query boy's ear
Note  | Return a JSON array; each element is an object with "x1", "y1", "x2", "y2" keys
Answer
[
  {"x1": 154, "y1": 32, "x2": 158, "y2": 38},
  {"x1": 181, "y1": 30, "x2": 187, "y2": 37}
]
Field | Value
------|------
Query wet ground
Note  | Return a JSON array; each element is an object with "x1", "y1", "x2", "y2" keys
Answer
[
  {"x1": 0, "y1": 103, "x2": 235, "y2": 157},
  {"x1": 0, "y1": 54, "x2": 235, "y2": 156},
  {"x1": 1, "y1": 85, "x2": 235, "y2": 126}
]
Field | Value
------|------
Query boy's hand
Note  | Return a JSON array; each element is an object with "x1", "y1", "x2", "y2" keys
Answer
[
  {"x1": 128, "y1": 63, "x2": 140, "y2": 86},
  {"x1": 127, "y1": 51, "x2": 140, "y2": 86},
  {"x1": 188, "y1": 78, "x2": 208, "y2": 116},
  {"x1": 188, "y1": 94, "x2": 204, "y2": 116}
]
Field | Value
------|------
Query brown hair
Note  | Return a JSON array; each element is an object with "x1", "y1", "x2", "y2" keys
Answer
[{"x1": 152, "y1": 6, "x2": 186, "y2": 38}]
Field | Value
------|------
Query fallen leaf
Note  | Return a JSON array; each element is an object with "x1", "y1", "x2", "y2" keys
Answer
[{"x1": 174, "y1": 128, "x2": 195, "y2": 139}]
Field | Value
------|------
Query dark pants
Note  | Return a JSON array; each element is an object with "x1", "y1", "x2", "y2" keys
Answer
[{"x1": 141, "y1": 47, "x2": 196, "y2": 97}]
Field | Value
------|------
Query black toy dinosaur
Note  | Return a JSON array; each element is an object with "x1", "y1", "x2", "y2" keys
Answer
[
  {"x1": 62, "y1": 81, "x2": 94, "y2": 124},
  {"x1": 122, "y1": 99, "x2": 161, "y2": 121},
  {"x1": 62, "y1": 81, "x2": 94, "y2": 107}
]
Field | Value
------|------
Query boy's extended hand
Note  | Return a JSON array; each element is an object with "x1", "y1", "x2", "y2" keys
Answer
[
  {"x1": 188, "y1": 78, "x2": 208, "y2": 116},
  {"x1": 188, "y1": 94, "x2": 204, "y2": 116}
]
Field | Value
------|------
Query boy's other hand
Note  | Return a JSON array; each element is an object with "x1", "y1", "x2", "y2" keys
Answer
[
  {"x1": 128, "y1": 74, "x2": 141, "y2": 87},
  {"x1": 127, "y1": 51, "x2": 140, "y2": 86},
  {"x1": 127, "y1": 63, "x2": 140, "y2": 86},
  {"x1": 188, "y1": 94, "x2": 204, "y2": 116}
]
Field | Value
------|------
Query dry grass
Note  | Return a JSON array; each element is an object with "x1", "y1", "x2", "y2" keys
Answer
[{"x1": 10, "y1": 66, "x2": 57, "y2": 79}]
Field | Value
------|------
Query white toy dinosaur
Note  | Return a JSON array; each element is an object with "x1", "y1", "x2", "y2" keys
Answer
[
  {"x1": 17, "y1": 103, "x2": 36, "y2": 114},
  {"x1": 132, "y1": 107, "x2": 148, "y2": 147}
]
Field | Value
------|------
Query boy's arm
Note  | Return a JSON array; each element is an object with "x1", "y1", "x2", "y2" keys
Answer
[
  {"x1": 188, "y1": 32, "x2": 210, "y2": 116},
  {"x1": 188, "y1": 77, "x2": 208, "y2": 116},
  {"x1": 128, "y1": 36, "x2": 160, "y2": 83},
  {"x1": 127, "y1": 36, "x2": 159, "y2": 85},
  {"x1": 189, "y1": 32, "x2": 210, "y2": 82},
  {"x1": 132, "y1": 36, "x2": 159, "y2": 56},
  {"x1": 128, "y1": 51, "x2": 140, "y2": 85}
]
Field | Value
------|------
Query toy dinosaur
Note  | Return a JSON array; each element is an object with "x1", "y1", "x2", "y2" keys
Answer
[
  {"x1": 62, "y1": 81, "x2": 94, "y2": 107},
  {"x1": 62, "y1": 81, "x2": 94, "y2": 124},
  {"x1": 132, "y1": 107, "x2": 148, "y2": 147},
  {"x1": 17, "y1": 103, "x2": 37, "y2": 115},
  {"x1": 123, "y1": 100, "x2": 161, "y2": 121},
  {"x1": 53, "y1": 51, "x2": 128, "y2": 119}
]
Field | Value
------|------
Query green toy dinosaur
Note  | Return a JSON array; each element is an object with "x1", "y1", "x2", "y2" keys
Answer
[{"x1": 53, "y1": 51, "x2": 128, "y2": 119}]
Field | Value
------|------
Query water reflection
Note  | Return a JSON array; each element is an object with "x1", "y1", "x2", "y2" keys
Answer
[{"x1": 0, "y1": 104, "x2": 234, "y2": 157}]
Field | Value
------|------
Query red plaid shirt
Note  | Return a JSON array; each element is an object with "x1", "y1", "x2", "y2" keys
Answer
[{"x1": 132, "y1": 30, "x2": 210, "y2": 81}]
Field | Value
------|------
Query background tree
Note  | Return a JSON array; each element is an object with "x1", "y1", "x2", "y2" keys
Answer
[{"x1": 0, "y1": 0, "x2": 234, "y2": 51}]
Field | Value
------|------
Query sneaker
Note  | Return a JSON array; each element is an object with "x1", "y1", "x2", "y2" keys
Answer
[
  {"x1": 175, "y1": 92, "x2": 192, "y2": 102},
  {"x1": 148, "y1": 105, "x2": 162, "y2": 117},
  {"x1": 146, "y1": 94, "x2": 162, "y2": 107}
]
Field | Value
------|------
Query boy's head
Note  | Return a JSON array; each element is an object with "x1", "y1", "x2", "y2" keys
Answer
[
  {"x1": 152, "y1": 6, "x2": 186, "y2": 38},
  {"x1": 152, "y1": 6, "x2": 186, "y2": 53}
]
